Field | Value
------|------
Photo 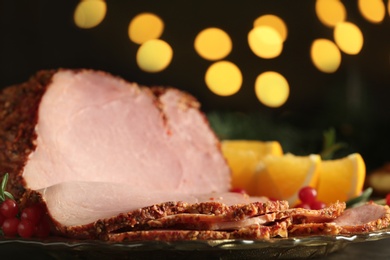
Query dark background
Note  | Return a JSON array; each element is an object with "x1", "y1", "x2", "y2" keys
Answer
[{"x1": 0, "y1": 1, "x2": 389, "y2": 171}]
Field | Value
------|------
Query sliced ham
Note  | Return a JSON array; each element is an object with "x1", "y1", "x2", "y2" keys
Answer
[
  {"x1": 0, "y1": 69, "x2": 292, "y2": 240},
  {"x1": 288, "y1": 202, "x2": 390, "y2": 236},
  {"x1": 1, "y1": 69, "x2": 389, "y2": 241},
  {"x1": 334, "y1": 202, "x2": 390, "y2": 233},
  {"x1": 37, "y1": 181, "x2": 271, "y2": 227},
  {"x1": 108, "y1": 219, "x2": 291, "y2": 242},
  {"x1": 146, "y1": 211, "x2": 290, "y2": 231},
  {"x1": 289, "y1": 201, "x2": 346, "y2": 224},
  {"x1": 0, "y1": 69, "x2": 232, "y2": 237}
]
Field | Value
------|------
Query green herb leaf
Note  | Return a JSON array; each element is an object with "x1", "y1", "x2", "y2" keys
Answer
[
  {"x1": 4, "y1": 191, "x2": 15, "y2": 201},
  {"x1": 0, "y1": 173, "x2": 10, "y2": 202},
  {"x1": 320, "y1": 128, "x2": 347, "y2": 160},
  {"x1": 346, "y1": 187, "x2": 373, "y2": 208},
  {"x1": 1, "y1": 173, "x2": 8, "y2": 191}
]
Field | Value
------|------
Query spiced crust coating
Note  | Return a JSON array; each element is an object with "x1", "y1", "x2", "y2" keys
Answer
[
  {"x1": 0, "y1": 70, "x2": 55, "y2": 200},
  {"x1": 108, "y1": 219, "x2": 291, "y2": 242},
  {"x1": 289, "y1": 201, "x2": 346, "y2": 224},
  {"x1": 58, "y1": 200, "x2": 289, "y2": 240}
]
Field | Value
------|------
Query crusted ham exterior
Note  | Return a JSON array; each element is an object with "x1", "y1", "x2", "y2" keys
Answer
[
  {"x1": 0, "y1": 69, "x2": 293, "y2": 240},
  {"x1": 0, "y1": 69, "x2": 234, "y2": 236},
  {"x1": 0, "y1": 69, "x2": 389, "y2": 241}
]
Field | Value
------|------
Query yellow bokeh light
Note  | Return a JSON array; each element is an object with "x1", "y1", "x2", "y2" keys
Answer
[
  {"x1": 358, "y1": 0, "x2": 386, "y2": 23},
  {"x1": 248, "y1": 26, "x2": 283, "y2": 59},
  {"x1": 136, "y1": 39, "x2": 173, "y2": 73},
  {"x1": 194, "y1": 28, "x2": 232, "y2": 61},
  {"x1": 311, "y1": 39, "x2": 341, "y2": 73},
  {"x1": 253, "y1": 14, "x2": 288, "y2": 42},
  {"x1": 74, "y1": 0, "x2": 107, "y2": 29},
  {"x1": 255, "y1": 71, "x2": 289, "y2": 108},
  {"x1": 128, "y1": 13, "x2": 164, "y2": 44},
  {"x1": 334, "y1": 22, "x2": 364, "y2": 55},
  {"x1": 315, "y1": 0, "x2": 346, "y2": 27},
  {"x1": 205, "y1": 61, "x2": 242, "y2": 96},
  {"x1": 388, "y1": 0, "x2": 390, "y2": 16}
]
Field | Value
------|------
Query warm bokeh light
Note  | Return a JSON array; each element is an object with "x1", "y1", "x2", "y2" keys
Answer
[
  {"x1": 253, "y1": 14, "x2": 288, "y2": 42},
  {"x1": 255, "y1": 71, "x2": 289, "y2": 108},
  {"x1": 315, "y1": 0, "x2": 346, "y2": 27},
  {"x1": 358, "y1": 0, "x2": 386, "y2": 23},
  {"x1": 128, "y1": 13, "x2": 164, "y2": 44},
  {"x1": 334, "y1": 22, "x2": 364, "y2": 55},
  {"x1": 248, "y1": 26, "x2": 283, "y2": 59},
  {"x1": 388, "y1": 0, "x2": 390, "y2": 16},
  {"x1": 74, "y1": 0, "x2": 107, "y2": 29},
  {"x1": 194, "y1": 28, "x2": 232, "y2": 60},
  {"x1": 311, "y1": 39, "x2": 341, "y2": 73},
  {"x1": 205, "y1": 61, "x2": 242, "y2": 96},
  {"x1": 136, "y1": 39, "x2": 173, "y2": 73}
]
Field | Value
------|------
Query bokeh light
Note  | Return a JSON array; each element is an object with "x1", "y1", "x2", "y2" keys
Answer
[
  {"x1": 74, "y1": 0, "x2": 107, "y2": 29},
  {"x1": 315, "y1": 0, "x2": 346, "y2": 27},
  {"x1": 205, "y1": 61, "x2": 242, "y2": 96},
  {"x1": 194, "y1": 28, "x2": 232, "y2": 60},
  {"x1": 388, "y1": 0, "x2": 390, "y2": 16},
  {"x1": 358, "y1": 0, "x2": 386, "y2": 23},
  {"x1": 253, "y1": 15, "x2": 288, "y2": 42},
  {"x1": 248, "y1": 26, "x2": 283, "y2": 59},
  {"x1": 128, "y1": 13, "x2": 164, "y2": 44},
  {"x1": 334, "y1": 22, "x2": 364, "y2": 55},
  {"x1": 311, "y1": 39, "x2": 341, "y2": 73},
  {"x1": 255, "y1": 71, "x2": 289, "y2": 108},
  {"x1": 136, "y1": 39, "x2": 173, "y2": 73}
]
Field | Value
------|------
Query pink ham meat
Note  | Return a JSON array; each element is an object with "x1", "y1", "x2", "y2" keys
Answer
[{"x1": 21, "y1": 69, "x2": 230, "y2": 192}]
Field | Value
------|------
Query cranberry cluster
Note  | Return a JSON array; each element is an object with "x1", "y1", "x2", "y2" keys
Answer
[
  {"x1": 0, "y1": 199, "x2": 50, "y2": 238},
  {"x1": 295, "y1": 186, "x2": 326, "y2": 210}
]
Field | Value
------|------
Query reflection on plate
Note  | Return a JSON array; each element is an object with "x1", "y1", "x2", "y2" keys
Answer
[{"x1": 1, "y1": 228, "x2": 390, "y2": 259}]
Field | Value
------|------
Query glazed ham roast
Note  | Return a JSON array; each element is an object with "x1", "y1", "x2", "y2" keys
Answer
[{"x1": 0, "y1": 69, "x2": 389, "y2": 241}]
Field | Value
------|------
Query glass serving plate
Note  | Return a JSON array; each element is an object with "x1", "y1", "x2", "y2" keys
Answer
[{"x1": 1, "y1": 229, "x2": 390, "y2": 259}]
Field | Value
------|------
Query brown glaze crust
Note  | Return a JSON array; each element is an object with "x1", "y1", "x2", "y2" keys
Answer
[
  {"x1": 107, "y1": 219, "x2": 291, "y2": 242},
  {"x1": 57, "y1": 200, "x2": 289, "y2": 240},
  {"x1": 0, "y1": 70, "x2": 56, "y2": 200}
]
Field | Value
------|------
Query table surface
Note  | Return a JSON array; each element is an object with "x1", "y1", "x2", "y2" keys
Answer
[{"x1": 316, "y1": 237, "x2": 390, "y2": 260}]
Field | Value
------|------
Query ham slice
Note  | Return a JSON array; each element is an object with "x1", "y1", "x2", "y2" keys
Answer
[
  {"x1": 108, "y1": 219, "x2": 291, "y2": 241},
  {"x1": 288, "y1": 202, "x2": 390, "y2": 236},
  {"x1": 37, "y1": 181, "x2": 271, "y2": 227},
  {"x1": 334, "y1": 202, "x2": 390, "y2": 233}
]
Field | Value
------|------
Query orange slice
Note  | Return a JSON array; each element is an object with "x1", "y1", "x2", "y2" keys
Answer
[
  {"x1": 221, "y1": 140, "x2": 283, "y2": 191},
  {"x1": 249, "y1": 153, "x2": 321, "y2": 205},
  {"x1": 316, "y1": 153, "x2": 366, "y2": 203}
]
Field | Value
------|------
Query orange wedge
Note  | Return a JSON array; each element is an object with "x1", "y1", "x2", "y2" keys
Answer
[
  {"x1": 316, "y1": 153, "x2": 366, "y2": 204},
  {"x1": 249, "y1": 153, "x2": 321, "y2": 205},
  {"x1": 221, "y1": 140, "x2": 283, "y2": 191}
]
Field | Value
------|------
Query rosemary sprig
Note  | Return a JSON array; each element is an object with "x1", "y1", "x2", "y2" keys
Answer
[
  {"x1": 320, "y1": 128, "x2": 347, "y2": 160},
  {"x1": 0, "y1": 173, "x2": 15, "y2": 202}
]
